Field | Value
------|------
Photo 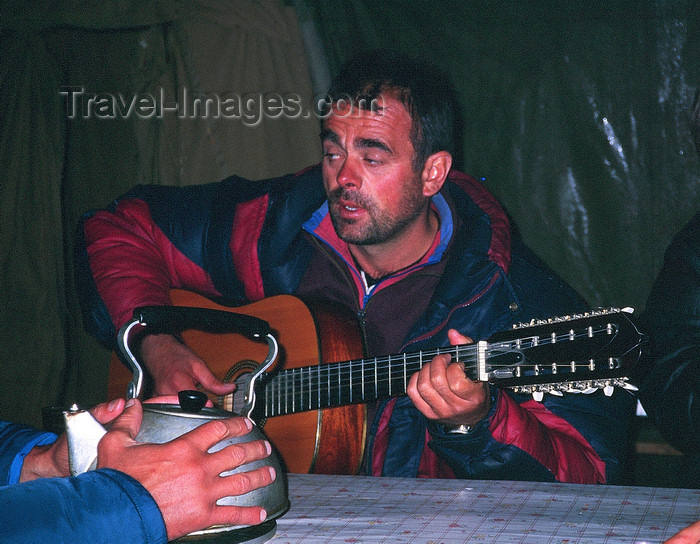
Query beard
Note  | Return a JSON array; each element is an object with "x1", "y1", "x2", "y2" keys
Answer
[{"x1": 327, "y1": 180, "x2": 426, "y2": 246}]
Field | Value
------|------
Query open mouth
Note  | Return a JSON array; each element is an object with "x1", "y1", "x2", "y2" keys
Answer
[{"x1": 337, "y1": 199, "x2": 365, "y2": 217}]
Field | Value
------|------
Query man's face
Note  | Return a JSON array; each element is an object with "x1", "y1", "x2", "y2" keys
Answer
[{"x1": 321, "y1": 95, "x2": 427, "y2": 247}]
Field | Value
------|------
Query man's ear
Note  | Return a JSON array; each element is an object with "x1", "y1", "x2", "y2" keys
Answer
[{"x1": 421, "y1": 151, "x2": 452, "y2": 197}]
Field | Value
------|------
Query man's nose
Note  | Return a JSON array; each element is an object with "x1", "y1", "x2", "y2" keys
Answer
[{"x1": 337, "y1": 158, "x2": 362, "y2": 189}]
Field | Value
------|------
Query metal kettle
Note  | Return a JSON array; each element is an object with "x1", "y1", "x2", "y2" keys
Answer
[{"x1": 64, "y1": 304, "x2": 289, "y2": 542}]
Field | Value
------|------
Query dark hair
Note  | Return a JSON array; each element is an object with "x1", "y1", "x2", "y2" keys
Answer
[{"x1": 325, "y1": 50, "x2": 456, "y2": 171}]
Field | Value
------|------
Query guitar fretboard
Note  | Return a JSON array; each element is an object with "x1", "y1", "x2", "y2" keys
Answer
[
  {"x1": 253, "y1": 320, "x2": 621, "y2": 417},
  {"x1": 261, "y1": 345, "x2": 464, "y2": 417}
]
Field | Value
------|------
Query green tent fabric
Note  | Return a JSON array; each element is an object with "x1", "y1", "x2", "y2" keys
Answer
[
  {"x1": 0, "y1": 0, "x2": 698, "y2": 434},
  {"x1": 307, "y1": 0, "x2": 700, "y2": 308},
  {"x1": 0, "y1": 31, "x2": 68, "y2": 428},
  {"x1": 1, "y1": 1, "x2": 321, "y2": 427}
]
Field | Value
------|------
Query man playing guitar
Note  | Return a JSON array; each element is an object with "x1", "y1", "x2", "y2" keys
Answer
[{"x1": 77, "y1": 51, "x2": 637, "y2": 484}]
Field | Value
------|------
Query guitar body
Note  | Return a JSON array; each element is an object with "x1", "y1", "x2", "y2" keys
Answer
[{"x1": 107, "y1": 290, "x2": 367, "y2": 475}]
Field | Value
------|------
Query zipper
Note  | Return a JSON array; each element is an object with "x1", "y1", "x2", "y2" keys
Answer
[
  {"x1": 357, "y1": 307, "x2": 369, "y2": 349},
  {"x1": 305, "y1": 233, "x2": 371, "y2": 341},
  {"x1": 305, "y1": 229, "x2": 452, "y2": 352}
]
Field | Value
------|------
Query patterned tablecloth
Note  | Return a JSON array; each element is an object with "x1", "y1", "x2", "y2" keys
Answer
[{"x1": 269, "y1": 474, "x2": 700, "y2": 544}]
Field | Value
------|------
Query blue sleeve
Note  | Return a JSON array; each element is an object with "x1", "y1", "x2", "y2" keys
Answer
[
  {"x1": 0, "y1": 468, "x2": 167, "y2": 544},
  {"x1": 0, "y1": 421, "x2": 57, "y2": 485}
]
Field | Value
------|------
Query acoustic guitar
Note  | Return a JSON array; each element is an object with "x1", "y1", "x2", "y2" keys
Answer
[{"x1": 108, "y1": 289, "x2": 646, "y2": 475}]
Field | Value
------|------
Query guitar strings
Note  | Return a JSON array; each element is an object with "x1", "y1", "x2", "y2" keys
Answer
[
  {"x1": 268, "y1": 328, "x2": 613, "y2": 389},
  {"x1": 250, "y1": 326, "x2": 620, "y2": 414}
]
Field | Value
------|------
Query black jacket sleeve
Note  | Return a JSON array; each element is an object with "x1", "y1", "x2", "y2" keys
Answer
[{"x1": 639, "y1": 211, "x2": 700, "y2": 454}]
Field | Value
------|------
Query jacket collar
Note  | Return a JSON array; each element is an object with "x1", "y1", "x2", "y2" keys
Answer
[{"x1": 303, "y1": 193, "x2": 454, "y2": 307}]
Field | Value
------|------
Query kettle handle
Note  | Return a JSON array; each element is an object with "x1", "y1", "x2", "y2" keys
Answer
[
  {"x1": 131, "y1": 305, "x2": 271, "y2": 338},
  {"x1": 64, "y1": 406, "x2": 107, "y2": 476},
  {"x1": 117, "y1": 305, "x2": 278, "y2": 403}
]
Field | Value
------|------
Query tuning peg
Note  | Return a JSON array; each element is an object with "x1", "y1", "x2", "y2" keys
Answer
[
  {"x1": 621, "y1": 381, "x2": 639, "y2": 392},
  {"x1": 549, "y1": 389, "x2": 564, "y2": 396},
  {"x1": 533, "y1": 391, "x2": 544, "y2": 402},
  {"x1": 603, "y1": 384, "x2": 614, "y2": 396},
  {"x1": 582, "y1": 387, "x2": 598, "y2": 394}
]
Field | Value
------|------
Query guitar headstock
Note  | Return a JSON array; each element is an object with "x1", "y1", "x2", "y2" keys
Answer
[{"x1": 482, "y1": 307, "x2": 647, "y2": 400}]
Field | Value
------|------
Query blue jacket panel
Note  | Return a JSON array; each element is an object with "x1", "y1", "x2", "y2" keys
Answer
[{"x1": 0, "y1": 422, "x2": 57, "y2": 485}]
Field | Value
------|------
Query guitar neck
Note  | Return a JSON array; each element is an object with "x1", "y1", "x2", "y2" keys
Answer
[
  {"x1": 258, "y1": 345, "x2": 472, "y2": 418},
  {"x1": 252, "y1": 306, "x2": 643, "y2": 419}
]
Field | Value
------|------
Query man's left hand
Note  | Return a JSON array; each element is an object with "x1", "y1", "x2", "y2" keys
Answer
[{"x1": 407, "y1": 329, "x2": 491, "y2": 428}]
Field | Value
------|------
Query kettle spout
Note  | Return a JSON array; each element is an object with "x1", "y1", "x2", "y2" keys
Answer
[{"x1": 64, "y1": 405, "x2": 107, "y2": 476}]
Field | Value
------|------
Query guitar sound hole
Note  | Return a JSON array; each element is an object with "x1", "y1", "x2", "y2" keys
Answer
[{"x1": 219, "y1": 360, "x2": 267, "y2": 426}]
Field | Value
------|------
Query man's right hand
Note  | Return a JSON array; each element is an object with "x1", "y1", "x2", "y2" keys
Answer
[
  {"x1": 139, "y1": 333, "x2": 236, "y2": 397},
  {"x1": 96, "y1": 398, "x2": 276, "y2": 541}
]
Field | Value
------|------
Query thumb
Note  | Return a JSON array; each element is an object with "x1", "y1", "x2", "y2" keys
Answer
[
  {"x1": 196, "y1": 371, "x2": 237, "y2": 396},
  {"x1": 447, "y1": 328, "x2": 473, "y2": 346},
  {"x1": 107, "y1": 398, "x2": 144, "y2": 441},
  {"x1": 91, "y1": 398, "x2": 126, "y2": 426}
]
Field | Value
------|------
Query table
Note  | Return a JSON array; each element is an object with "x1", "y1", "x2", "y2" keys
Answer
[{"x1": 269, "y1": 474, "x2": 700, "y2": 544}]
